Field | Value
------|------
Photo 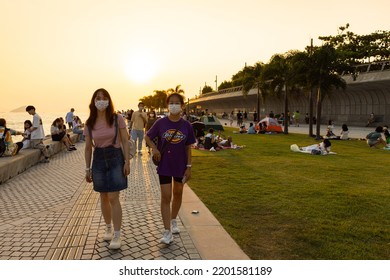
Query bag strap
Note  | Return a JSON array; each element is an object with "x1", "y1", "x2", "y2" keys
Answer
[
  {"x1": 113, "y1": 114, "x2": 118, "y2": 145},
  {"x1": 159, "y1": 119, "x2": 184, "y2": 156}
]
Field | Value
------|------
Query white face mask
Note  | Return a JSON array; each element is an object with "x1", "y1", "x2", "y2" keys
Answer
[
  {"x1": 168, "y1": 104, "x2": 181, "y2": 115},
  {"x1": 150, "y1": 114, "x2": 155, "y2": 117},
  {"x1": 138, "y1": 106, "x2": 144, "y2": 111},
  {"x1": 95, "y1": 100, "x2": 109, "y2": 111}
]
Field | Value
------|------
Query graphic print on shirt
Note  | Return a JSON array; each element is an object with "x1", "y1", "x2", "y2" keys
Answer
[{"x1": 162, "y1": 129, "x2": 186, "y2": 144}]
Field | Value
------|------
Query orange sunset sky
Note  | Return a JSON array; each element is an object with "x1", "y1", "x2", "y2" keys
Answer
[{"x1": 1, "y1": 0, "x2": 389, "y2": 113}]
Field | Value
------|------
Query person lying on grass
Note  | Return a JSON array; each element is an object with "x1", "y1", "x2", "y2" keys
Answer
[{"x1": 298, "y1": 139, "x2": 332, "y2": 155}]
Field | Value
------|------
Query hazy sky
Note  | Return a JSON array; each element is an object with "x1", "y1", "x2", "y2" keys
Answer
[{"x1": 1, "y1": 0, "x2": 389, "y2": 113}]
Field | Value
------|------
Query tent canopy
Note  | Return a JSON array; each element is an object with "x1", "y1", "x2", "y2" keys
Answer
[
  {"x1": 258, "y1": 117, "x2": 283, "y2": 133},
  {"x1": 200, "y1": 115, "x2": 224, "y2": 131},
  {"x1": 259, "y1": 117, "x2": 279, "y2": 126}
]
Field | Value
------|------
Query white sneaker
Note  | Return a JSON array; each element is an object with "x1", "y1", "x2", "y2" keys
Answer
[
  {"x1": 108, "y1": 235, "x2": 121, "y2": 250},
  {"x1": 171, "y1": 219, "x2": 180, "y2": 234},
  {"x1": 210, "y1": 147, "x2": 216, "y2": 152},
  {"x1": 160, "y1": 230, "x2": 173, "y2": 244},
  {"x1": 103, "y1": 226, "x2": 112, "y2": 241}
]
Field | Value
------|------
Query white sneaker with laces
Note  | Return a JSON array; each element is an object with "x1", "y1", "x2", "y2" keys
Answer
[
  {"x1": 108, "y1": 235, "x2": 121, "y2": 250},
  {"x1": 171, "y1": 219, "x2": 180, "y2": 234},
  {"x1": 160, "y1": 230, "x2": 173, "y2": 244},
  {"x1": 103, "y1": 226, "x2": 112, "y2": 241}
]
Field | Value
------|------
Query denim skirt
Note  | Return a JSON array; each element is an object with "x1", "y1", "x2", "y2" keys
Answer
[{"x1": 92, "y1": 146, "x2": 128, "y2": 192}]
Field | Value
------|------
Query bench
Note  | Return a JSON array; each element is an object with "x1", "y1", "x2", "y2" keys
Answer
[{"x1": 0, "y1": 133, "x2": 80, "y2": 185}]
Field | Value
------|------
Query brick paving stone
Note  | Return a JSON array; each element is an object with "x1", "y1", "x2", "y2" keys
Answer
[{"x1": 0, "y1": 143, "x2": 203, "y2": 260}]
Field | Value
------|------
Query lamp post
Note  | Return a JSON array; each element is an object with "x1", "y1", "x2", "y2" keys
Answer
[{"x1": 215, "y1": 75, "x2": 218, "y2": 92}]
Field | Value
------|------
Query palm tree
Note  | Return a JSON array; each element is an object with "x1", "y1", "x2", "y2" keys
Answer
[
  {"x1": 242, "y1": 62, "x2": 266, "y2": 121},
  {"x1": 167, "y1": 85, "x2": 185, "y2": 95},
  {"x1": 289, "y1": 50, "x2": 317, "y2": 137},
  {"x1": 153, "y1": 90, "x2": 167, "y2": 112},
  {"x1": 139, "y1": 95, "x2": 153, "y2": 111},
  {"x1": 311, "y1": 45, "x2": 347, "y2": 139},
  {"x1": 262, "y1": 52, "x2": 299, "y2": 134}
]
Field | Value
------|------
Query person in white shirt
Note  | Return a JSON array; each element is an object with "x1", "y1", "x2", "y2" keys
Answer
[
  {"x1": 339, "y1": 124, "x2": 349, "y2": 140},
  {"x1": 300, "y1": 139, "x2": 331, "y2": 155},
  {"x1": 25, "y1": 105, "x2": 50, "y2": 163}
]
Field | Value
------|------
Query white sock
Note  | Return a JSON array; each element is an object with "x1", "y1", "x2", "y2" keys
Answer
[{"x1": 113, "y1": 230, "x2": 121, "y2": 238}]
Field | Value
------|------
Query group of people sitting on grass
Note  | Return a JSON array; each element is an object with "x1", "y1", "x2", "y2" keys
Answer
[
  {"x1": 236, "y1": 122, "x2": 269, "y2": 134},
  {"x1": 292, "y1": 124, "x2": 390, "y2": 156},
  {"x1": 194, "y1": 128, "x2": 235, "y2": 151},
  {"x1": 324, "y1": 120, "x2": 350, "y2": 140}
]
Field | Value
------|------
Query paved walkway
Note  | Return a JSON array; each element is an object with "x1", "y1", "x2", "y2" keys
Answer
[{"x1": 0, "y1": 142, "x2": 248, "y2": 260}]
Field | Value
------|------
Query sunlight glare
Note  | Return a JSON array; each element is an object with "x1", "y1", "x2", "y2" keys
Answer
[{"x1": 124, "y1": 52, "x2": 158, "y2": 84}]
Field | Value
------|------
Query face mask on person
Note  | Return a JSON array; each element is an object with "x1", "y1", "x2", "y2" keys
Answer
[
  {"x1": 138, "y1": 106, "x2": 144, "y2": 111},
  {"x1": 95, "y1": 100, "x2": 109, "y2": 111},
  {"x1": 168, "y1": 104, "x2": 181, "y2": 115},
  {"x1": 150, "y1": 114, "x2": 155, "y2": 117}
]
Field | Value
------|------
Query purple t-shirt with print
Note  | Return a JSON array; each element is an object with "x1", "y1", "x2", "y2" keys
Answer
[{"x1": 146, "y1": 117, "x2": 196, "y2": 177}]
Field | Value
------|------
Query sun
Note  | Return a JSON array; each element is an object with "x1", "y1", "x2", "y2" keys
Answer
[{"x1": 124, "y1": 52, "x2": 158, "y2": 84}]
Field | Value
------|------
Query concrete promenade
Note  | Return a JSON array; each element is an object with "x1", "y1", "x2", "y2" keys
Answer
[
  {"x1": 0, "y1": 141, "x2": 249, "y2": 260},
  {"x1": 0, "y1": 123, "x2": 378, "y2": 260}
]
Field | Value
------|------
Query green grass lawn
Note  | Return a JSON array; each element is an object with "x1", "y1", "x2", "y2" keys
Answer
[{"x1": 189, "y1": 128, "x2": 390, "y2": 260}]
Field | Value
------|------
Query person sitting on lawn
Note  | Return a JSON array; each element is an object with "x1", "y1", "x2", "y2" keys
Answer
[
  {"x1": 247, "y1": 122, "x2": 256, "y2": 134},
  {"x1": 366, "y1": 126, "x2": 386, "y2": 148},
  {"x1": 204, "y1": 128, "x2": 220, "y2": 151},
  {"x1": 383, "y1": 125, "x2": 390, "y2": 146},
  {"x1": 339, "y1": 124, "x2": 349, "y2": 140},
  {"x1": 218, "y1": 136, "x2": 233, "y2": 148},
  {"x1": 325, "y1": 120, "x2": 337, "y2": 139},
  {"x1": 239, "y1": 125, "x2": 247, "y2": 134}
]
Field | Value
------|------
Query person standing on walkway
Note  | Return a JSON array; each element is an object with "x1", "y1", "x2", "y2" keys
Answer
[
  {"x1": 65, "y1": 108, "x2": 75, "y2": 129},
  {"x1": 145, "y1": 110, "x2": 157, "y2": 154},
  {"x1": 84, "y1": 88, "x2": 130, "y2": 250},
  {"x1": 130, "y1": 102, "x2": 147, "y2": 155},
  {"x1": 293, "y1": 110, "x2": 301, "y2": 127},
  {"x1": 145, "y1": 93, "x2": 196, "y2": 245},
  {"x1": 25, "y1": 105, "x2": 50, "y2": 163},
  {"x1": 229, "y1": 111, "x2": 234, "y2": 126},
  {"x1": 236, "y1": 110, "x2": 243, "y2": 127}
]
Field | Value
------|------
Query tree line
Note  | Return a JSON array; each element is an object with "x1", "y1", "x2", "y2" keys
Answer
[{"x1": 212, "y1": 25, "x2": 389, "y2": 138}]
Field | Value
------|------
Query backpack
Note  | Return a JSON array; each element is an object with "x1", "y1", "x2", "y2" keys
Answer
[
  {"x1": 311, "y1": 149, "x2": 322, "y2": 155},
  {"x1": 0, "y1": 128, "x2": 9, "y2": 157}
]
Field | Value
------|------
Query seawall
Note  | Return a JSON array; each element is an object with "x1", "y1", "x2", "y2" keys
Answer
[{"x1": 0, "y1": 133, "x2": 80, "y2": 185}]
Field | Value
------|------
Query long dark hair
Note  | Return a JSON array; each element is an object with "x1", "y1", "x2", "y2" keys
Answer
[
  {"x1": 51, "y1": 118, "x2": 61, "y2": 126},
  {"x1": 85, "y1": 88, "x2": 115, "y2": 129}
]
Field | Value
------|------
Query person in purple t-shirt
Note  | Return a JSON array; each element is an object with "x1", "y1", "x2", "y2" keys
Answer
[{"x1": 145, "y1": 93, "x2": 196, "y2": 245}]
